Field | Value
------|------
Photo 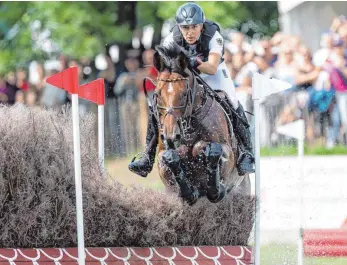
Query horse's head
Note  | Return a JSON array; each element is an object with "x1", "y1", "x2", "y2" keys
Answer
[{"x1": 152, "y1": 43, "x2": 196, "y2": 149}]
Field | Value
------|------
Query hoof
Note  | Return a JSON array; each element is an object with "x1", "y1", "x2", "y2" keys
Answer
[
  {"x1": 207, "y1": 183, "x2": 226, "y2": 203},
  {"x1": 184, "y1": 186, "x2": 200, "y2": 206}
]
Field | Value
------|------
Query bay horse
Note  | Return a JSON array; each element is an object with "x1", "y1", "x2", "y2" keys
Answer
[{"x1": 149, "y1": 44, "x2": 250, "y2": 205}]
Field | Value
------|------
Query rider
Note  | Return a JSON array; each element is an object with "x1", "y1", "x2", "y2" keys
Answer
[{"x1": 129, "y1": 2, "x2": 255, "y2": 177}]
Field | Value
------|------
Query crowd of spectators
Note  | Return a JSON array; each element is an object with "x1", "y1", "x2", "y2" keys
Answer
[
  {"x1": 225, "y1": 15, "x2": 347, "y2": 147},
  {"x1": 0, "y1": 15, "x2": 346, "y2": 156}
]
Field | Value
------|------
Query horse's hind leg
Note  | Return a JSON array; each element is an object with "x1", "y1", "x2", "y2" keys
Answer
[
  {"x1": 160, "y1": 149, "x2": 199, "y2": 205},
  {"x1": 201, "y1": 143, "x2": 226, "y2": 203}
]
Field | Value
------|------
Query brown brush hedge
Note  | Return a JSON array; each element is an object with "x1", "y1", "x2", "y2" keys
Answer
[{"x1": 0, "y1": 104, "x2": 255, "y2": 248}]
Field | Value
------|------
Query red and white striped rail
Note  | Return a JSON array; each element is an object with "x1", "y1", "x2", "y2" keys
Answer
[
  {"x1": 0, "y1": 246, "x2": 253, "y2": 265},
  {"x1": 303, "y1": 228, "x2": 347, "y2": 257}
]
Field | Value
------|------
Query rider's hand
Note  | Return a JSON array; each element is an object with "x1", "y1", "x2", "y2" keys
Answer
[{"x1": 189, "y1": 54, "x2": 203, "y2": 69}]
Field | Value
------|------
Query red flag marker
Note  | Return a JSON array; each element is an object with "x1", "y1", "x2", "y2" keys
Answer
[
  {"x1": 78, "y1": 78, "x2": 105, "y2": 171},
  {"x1": 46, "y1": 67, "x2": 79, "y2": 94},
  {"x1": 47, "y1": 66, "x2": 85, "y2": 265},
  {"x1": 78, "y1": 78, "x2": 105, "y2": 105}
]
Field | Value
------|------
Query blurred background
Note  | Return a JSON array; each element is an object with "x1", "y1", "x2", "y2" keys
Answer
[
  {"x1": 1, "y1": 2, "x2": 347, "y2": 264},
  {"x1": 1, "y1": 1, "x2": 346, "y2": 156}
]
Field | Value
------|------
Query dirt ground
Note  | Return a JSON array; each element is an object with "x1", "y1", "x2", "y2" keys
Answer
[{"x1": 105, "y1": 157, "x2": 165, "y2": 190}]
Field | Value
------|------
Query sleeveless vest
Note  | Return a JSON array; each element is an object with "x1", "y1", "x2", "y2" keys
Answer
[{"x1": 171, "y1": 20, "x2": 224, "y2": 63}]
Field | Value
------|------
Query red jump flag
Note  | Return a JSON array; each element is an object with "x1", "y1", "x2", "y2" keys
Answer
[
  {"x1": 78, "y1": 78, "x2": 105, "y2": 105},
  {"x1": 46, "y1": 67, "x2": 79, "y2": 94}
]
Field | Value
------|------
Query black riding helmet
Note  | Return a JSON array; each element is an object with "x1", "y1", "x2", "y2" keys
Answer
[{"x1": 175, "y1": 2, "x2": 205, "y2": 26}]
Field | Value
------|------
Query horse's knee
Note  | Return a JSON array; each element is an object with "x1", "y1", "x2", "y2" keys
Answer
[
  {"x1": 203, "y1": 142, "x2": 223, "y2": 168},
  {"x1": 161, "y1": 149, "x2": 181, "y2": 176}
]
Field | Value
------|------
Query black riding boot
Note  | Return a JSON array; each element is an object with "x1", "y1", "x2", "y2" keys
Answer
[
  {"x1": 232, "y1": 103, "x2": 255, "y2": 175},
  {"x1": 128, "y1": 110, "x2": 158, "y2": 177}
]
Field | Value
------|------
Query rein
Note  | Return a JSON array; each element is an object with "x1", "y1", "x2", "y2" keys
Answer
[{"x1": 142, "y1": 74, "x2": 198, "y2": 142}]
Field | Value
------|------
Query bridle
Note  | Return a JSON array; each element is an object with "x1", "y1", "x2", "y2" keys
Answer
[{"x1": 145, "y1": 73, "x2": 198, "y2": 143}]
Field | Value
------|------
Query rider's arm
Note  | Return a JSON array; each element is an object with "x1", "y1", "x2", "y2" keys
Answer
[
  {"x1": 196, "y1": 31, "x2": 224, "y2": 75},
  {"x1": 196, "y1": 53, "x2": 220, "y2": 75},
  {"x1": 162, "y1": 32, "x2": 174, "y2": 48}
]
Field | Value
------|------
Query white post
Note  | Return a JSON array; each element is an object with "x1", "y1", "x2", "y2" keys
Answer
[
  {"x1": 298, "y1": 135, "x2": 305, "y2": 265},
  {"x1": 276, "y1": 119, "x2": 305, "y2": 265},
  {"x1": 71, "y1": 94, "x2": 85, "y2": 265},
  {"x1": 252, "y1": 73, "x2": 292, "y2": 265},
  {"x1": 253, "y1": 98, "x2": 261, "y2": 265},
  {"x1": 98, "y1": 104, "x2": 105, "y2": 172}
]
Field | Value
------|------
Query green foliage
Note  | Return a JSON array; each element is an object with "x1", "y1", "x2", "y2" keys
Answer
[
  {"x1": 155, "y1": 1, "x2": 248, "y2": 29},
  {"x1": 0, "y1": 2, "x2": 129, "y2": 73},
  {"x1": 0, "y1": 1, "x2": 280, "y2": 73},
  {"x1": 232, "y1": 1, "x2": 279, "y2": 38}
]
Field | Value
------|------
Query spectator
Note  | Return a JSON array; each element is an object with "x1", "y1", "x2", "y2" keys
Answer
[
  {"x1": 0, "y1": 76, "x2": 8, "y2": 104},
  {"x1": 328, "y1": 38, "x2": 347, "y2": 143},
  {"x1": 40, "y1": 69, "x2": 66, "y2": 109},
  {"x1": 25, "y1": 89, "x2": 38, "y2": 107},
  {"x1": 231, "y1": 51, "x2": 246, "y2": 83},
  {"x1": 5, "y1": 72, "x2": 19, "y2": 105},
  {"x1": 274, "y1": 43, "x2": 297, "y2": 84},
  {"x1": 137, "y1": 49, "x2": 158, "y2": 99},
  {"x1": 313, "y1": 32, "x2": 335, "y2": 67},
  {"x1": 258, "y1": 39, "x2": 277, "y2": 66},
  {"x1": 114, "y1": 57, "x2": 141, "y2": 155},
  {"x1": 15, "y1": 90, "x2": 25, "y2": 104},
  {"x1": 16, "y1": 68, "x2": 29, "y2": 92}
]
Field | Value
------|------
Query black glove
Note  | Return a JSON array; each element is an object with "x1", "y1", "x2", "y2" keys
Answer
[{"x1": 188, "y1": 54, "x2": 202, "y2": 69}]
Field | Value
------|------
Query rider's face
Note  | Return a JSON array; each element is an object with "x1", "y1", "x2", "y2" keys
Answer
[{"x1": 179, "y1": 24, "x2": 203, "y2": 44}]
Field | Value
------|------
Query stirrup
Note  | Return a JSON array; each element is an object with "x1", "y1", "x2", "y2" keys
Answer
[{"x1": 237, "y1": 150, "x2": 254, "y2": 164}]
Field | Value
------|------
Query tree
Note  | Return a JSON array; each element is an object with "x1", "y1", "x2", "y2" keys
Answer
[
  {"x1": 135, "y1": 1, "x2": 279, "y2": 45},
  {"x1": 232, "y1": 1, "x2": 279, "y2": 39},
  {"x1": 0, "y1": 1, "x2": 280, "y2": 74},
  {"x1": 0, "y1": 2, "x2": 131, "y2": 73}
]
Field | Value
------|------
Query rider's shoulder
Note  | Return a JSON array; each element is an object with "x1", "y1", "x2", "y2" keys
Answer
[
  {"x1": 202, "y1": 20, "x2": 221, "y2": 38},
  {"x1": 204, "y1": 20, "x2": 221, "y2": 32}
]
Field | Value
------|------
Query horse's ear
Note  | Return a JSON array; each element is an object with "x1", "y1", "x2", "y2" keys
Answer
[
  {"x1": 176, "y1": 51, "x2": 189, "y2": 71},
  {"x1": 153, "y1": 50, "x2": 163, "y2": 72}
]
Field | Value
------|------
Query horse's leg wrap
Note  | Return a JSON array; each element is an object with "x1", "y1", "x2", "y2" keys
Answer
[
  {"x1": 203, "y1": 143, "x2": 226, "y2": 203},
  {"x1": 162, "y1": 149, "x2": 199, "y2": 205}
]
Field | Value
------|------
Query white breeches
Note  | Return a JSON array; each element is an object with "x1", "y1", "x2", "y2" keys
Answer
[{"x1": 199, "y1": 61, "x2": 239, "y2": 109}]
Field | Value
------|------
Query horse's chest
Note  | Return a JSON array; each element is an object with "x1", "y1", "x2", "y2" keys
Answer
[{"x1": 182, "y1": 131, "x2": 200, "y2": 147}]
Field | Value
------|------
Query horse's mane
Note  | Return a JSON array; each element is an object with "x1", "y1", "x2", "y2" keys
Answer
[
  {"x1": 154, "y1": 42, "x2": 189, "y2": 75},
  {"x1": 155, "y1": 42, "x2": 186, "y2": 60}
]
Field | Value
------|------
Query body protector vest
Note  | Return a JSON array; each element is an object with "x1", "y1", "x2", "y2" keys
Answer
[{"x1": 171, "y1": 20, "x2": 224, "y2": 63}]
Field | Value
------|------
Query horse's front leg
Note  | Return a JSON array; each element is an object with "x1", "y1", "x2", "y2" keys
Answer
[
  {"x1": 199, "y1": 142, "x2": 227, "y2": 203},
  {"x1": 160, "y1": 149, "x2": 199, "y2": 205}
]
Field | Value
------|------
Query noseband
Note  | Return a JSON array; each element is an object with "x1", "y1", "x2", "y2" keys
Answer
[{"x1": 153, "y1": 75, "x2": 197, "y2": 141}]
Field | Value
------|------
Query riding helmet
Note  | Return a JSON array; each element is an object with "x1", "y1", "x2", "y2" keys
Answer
[{"x1": 175, "y1": 2, "x2": 205, "y2": 26}]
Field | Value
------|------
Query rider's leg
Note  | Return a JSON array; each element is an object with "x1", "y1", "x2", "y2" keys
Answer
[
  {"x1": 232, "y1": 102, "x2": 255, "y2": 175},
  {"x1": 201, "y1": 61, "x2": 255, "y2": 175},
  {"x1": 128, "y1": 108, "x2": 158, "y2": 177}
]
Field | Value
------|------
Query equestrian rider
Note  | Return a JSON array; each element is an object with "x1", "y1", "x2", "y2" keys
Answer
[{"x1": 129, "y1": 2, "x2": 255, "y2": 177}]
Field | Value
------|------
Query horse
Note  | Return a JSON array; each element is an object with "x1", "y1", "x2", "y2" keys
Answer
[{"x1": 149, "y1": 44, "x2": 251, "y2": 205}]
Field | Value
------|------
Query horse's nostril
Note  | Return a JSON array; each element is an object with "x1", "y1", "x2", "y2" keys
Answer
[
  {"x1": 160, "y1": 134, "x2": 165, "y2": 140},
  {"x1": 175, "y1": 134, "x2": 181, "y2": 141}
]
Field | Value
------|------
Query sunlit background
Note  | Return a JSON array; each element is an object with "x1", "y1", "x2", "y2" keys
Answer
[{"x1": 0, "y1": 1, "x2": 347, "y2": 264}]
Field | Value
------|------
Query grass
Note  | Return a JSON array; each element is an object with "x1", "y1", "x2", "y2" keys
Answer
[
  {"x1": 261, "y1": 244, "x2": 347, "y2": 265},
  {"x1": 260, "y1": 144, "x2": 347, "y2": 157}
]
